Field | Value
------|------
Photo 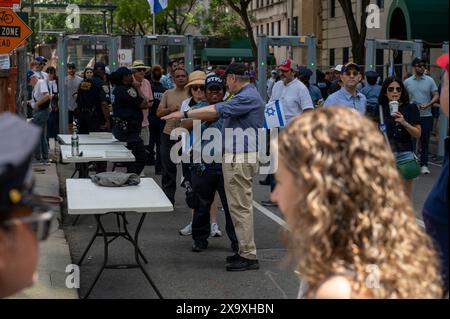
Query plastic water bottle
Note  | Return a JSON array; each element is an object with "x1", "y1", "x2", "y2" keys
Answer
[{"x1": 71, "y1": 128, "x2": 79, "y2": 156}]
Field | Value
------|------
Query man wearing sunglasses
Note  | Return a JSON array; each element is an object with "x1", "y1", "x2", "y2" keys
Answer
[
  {"x1": 0, "y1": 113, "x2": 55, "y2": 298},
  {"x1": 33, "y1": 56, "x2": 49, "y2": 81},
  {"x1": 404, "y1": 57, "x2": 440, "y2": 175},
  {"x1": 324, "y1": 62, "x2": 367, "y2": 115}
]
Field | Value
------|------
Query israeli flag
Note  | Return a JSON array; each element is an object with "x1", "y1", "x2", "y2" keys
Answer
[
  {"x1": 264, "y1": 100, "x2": 286, "y2": 129},
  {"x1": 148, "y1": 0, "x2": 168, "y2": 14}
]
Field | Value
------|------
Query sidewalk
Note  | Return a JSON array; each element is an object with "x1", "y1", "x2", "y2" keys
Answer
[{"x1": 10, "y1": 162, "x2": 78, "y2": 299}]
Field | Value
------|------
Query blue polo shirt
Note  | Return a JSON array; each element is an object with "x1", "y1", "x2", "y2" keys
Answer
[
  {"x1": 324, "y1": 87, "x2": 367, "y2": 114},
  {"x1": 404, "y1": 75, "x2": 439, "y2": 117},
  {"x1": 215, "y1": 84, "x2": 265, "y2": 153}
]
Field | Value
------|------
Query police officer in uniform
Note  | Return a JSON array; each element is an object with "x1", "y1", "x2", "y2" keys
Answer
[
  {"x1": 75, "y1": 62, "x2": 111, "y2": 134},
  {"x1": 0, "y1": 113, "x2": 55, "y2": 297},
  {"x1": 111, "y1": 67, "x2": 147, "y2": 175}
]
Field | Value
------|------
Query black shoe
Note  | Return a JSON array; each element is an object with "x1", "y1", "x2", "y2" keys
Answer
[
  {"x1": 226, "y1": 253, "x2": 241, "y2": 264},
  {"x1": 226, "y1": 256, "x2": 260, "y2": 271},
  {"x1": 261, "y1": 200, "x2": 278, "y2": 207},
  {"x1": 192, "y1": 242, "x2": 208, "y2": 252}
]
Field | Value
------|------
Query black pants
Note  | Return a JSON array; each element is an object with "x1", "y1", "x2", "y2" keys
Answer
[
  {"x1": 148, "y1": 115, "x2": 165, "y2": 171},
  {"x1": 126, "y1": 138, "x2": 146, "y2": 175},
  {"x1": 161, "y1": 133, "x2": 177, "y2": 204},
  {"x1": 191, "y1": 164, "x2": 238, "y2": 250}
]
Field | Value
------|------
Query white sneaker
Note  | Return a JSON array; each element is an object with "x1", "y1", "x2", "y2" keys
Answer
[
  {"x1": 179, "y1": 222, "x2": 192, "y2": 236},
  {"x1": 210, "y1": 223, "x2": 223, "y2": 237},
  {"x1": 421, "y1": 166, "x2": 430, "y2": 175}
]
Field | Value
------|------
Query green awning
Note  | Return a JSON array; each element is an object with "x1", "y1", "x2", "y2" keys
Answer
[
  {"x1": 387, "y1": 0, "x2": 449, "y2": 43},
  {"x1": 201, "y1": 48, "x2": 254, "y2": 62}
]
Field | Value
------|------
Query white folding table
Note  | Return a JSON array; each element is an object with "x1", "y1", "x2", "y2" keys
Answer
[
  {"x1": 66, "y1": 178, "x2": 173, "y2": 299},
  {"x1": 60, "y1": 144, "x2": 135, "y2": 178},
  {"x1": 57, "y1": 133, "x2": 126, "y2": 145}
]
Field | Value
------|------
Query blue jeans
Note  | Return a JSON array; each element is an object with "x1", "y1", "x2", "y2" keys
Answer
[
  {"x1": 413, "y1": 116, "x2": 433, "y2": 167},
  {"x1": 32, "y1": 109, "x2": 50, "y2": 161}
]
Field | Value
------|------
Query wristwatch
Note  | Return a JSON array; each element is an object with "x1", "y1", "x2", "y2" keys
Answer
[{"x1": 184, "y1": 110, "x2": 189, "y2": 119}]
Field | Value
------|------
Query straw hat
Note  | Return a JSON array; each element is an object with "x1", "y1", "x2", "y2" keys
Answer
[
  {"x1": 184, "y1": 71, "x2": 207, "y2": 89},
  {"x1": 130, "y1": 60, "x2": 151, "y2": 73}
]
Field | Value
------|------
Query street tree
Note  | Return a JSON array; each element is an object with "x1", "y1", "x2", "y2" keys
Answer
[{"x1": 338, "y1": 0, "x2": 370, "y2": 66}]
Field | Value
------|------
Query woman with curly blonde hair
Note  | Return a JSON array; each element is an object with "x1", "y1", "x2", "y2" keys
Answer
[{"x1": 271, "y1": 107, "x2": 442, "y2": 298}]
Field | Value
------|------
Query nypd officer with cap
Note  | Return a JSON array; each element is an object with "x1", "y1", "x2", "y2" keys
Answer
[
  {"x1": 75, "y1": 62, "x2": 111, "y2": 133},
  {"x1": 361, "y1": 70, "x2": 381, "y2": 120},
  {"x1": 0, "y1": 113, "x2": 55, "y2": 298},
  {"x1": 111, "y1": 67, "x2": 147, "y2": 175}
]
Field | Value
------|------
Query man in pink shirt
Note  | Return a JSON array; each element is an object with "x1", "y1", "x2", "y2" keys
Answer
[{"x1": 131, "y1": 60, "x2": 154, "y2": 155}]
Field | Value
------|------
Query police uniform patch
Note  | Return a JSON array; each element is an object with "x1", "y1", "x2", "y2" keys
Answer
[
  {"x1": 102, "y1": 85, "x2": 110, "y2": 94},
  {"x1": 128, "y1": 88, "x2": 137, "y2": 98}
]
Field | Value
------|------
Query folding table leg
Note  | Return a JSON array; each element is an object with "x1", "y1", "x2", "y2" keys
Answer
[
  {"x1": 134, "y1": 214, "x2": 164, "y2": 299},
  {"x1": 77, "y1": 224, "x2": 100, "y2": 266},
  {"x1": 121, "y1": 213, "x2": 148, "y2": 264},
  {"x1": 83, "y1": 215, "x2": 109, "y2": 299}
]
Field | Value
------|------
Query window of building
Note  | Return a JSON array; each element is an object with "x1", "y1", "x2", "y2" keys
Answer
[
  {"x1": 292, "y1": 17, "x2": 298, "y2": 36},
  {"x1": 377, "y1": 0, "x2": 384, "y2": 8},
  {"x1": 343, "y1": 47, "x2": 349, "y2": 64},
  {"x1": 330, "y1": 0, "x2": 336, "y2": 18},
  {"x1": 278, "y1": 20, "x2": 281, "y2": 36},
  {"x1": 287, "y1": 18, "x2": 290, "y2": 35},
  {"x1": 271, "y1": 22, "x2": 275, "y2": 36},
  {"x1": 267, "y1": 23, "x2": 270, "y2": 35},
  {"x1": 330, "y1": 48, "x2": 335, "y2": 67},
  {"x1": 256, "y1": 25, "x2": 259, "y2": 35}
]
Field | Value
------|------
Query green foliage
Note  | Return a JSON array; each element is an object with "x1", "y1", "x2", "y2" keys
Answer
[{"x1": 201, "y1": 0, "x2": 245, "y2": 38}]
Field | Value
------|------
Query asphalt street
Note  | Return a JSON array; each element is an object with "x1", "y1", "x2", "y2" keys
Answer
[{"x1": 58, "y1": 156, "x2": 442, "y2": 299}]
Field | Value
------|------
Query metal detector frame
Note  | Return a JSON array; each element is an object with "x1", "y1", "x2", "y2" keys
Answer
[
  {"x1": 134, "y1": 35, "x2": 194, "y2": 74},
  {"x1": 257, "y1": 35, "x2": 317, "y2": 102},
  {"x1": 57, "y1": 34, "x2": 119, "y2": 133},
  {"x1": 365, "y1": 38, "x2": 424, "y2": 72}
]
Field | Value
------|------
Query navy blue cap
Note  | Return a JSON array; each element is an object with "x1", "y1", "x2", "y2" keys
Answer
[
  {"x1": 298, "y1": 67, "x2": 313, "y2": 78},
  {"x1": 341, "y1": 62, "x2": 360, "y2": 74},
  {"x1": 205, "y1": 75, "x2": 225, "y2": 90},
  {"x1": 35, "y1": 56, "x2": 47, "y2": 63},
  {"x1": 94, "y1": 62, "x2": 106, "y2": 71},
  {"x1": 412, "y1": 57, "x2": 425, "y2": 66},
  {"x1": 116, "y1": 67, "x2": 132, "y2": 76},
  {"x1": 27, "y1": 70, "x2": 36, "y2": 80},
  {"x1": 365, "y1": 70, "x2": 379, "y2": 78},
  {"x1": 0, "y1": 113, "x2": 40, "y2": 213}
]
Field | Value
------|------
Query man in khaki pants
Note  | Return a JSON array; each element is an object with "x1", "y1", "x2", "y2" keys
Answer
[{"x1": 162, "y1": 63, "x2": 265, "y2": 271}]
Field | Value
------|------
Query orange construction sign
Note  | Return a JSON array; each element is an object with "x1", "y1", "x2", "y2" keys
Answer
[{"x1": 0, "y1": 8, "x2": 32, "y2": 54}]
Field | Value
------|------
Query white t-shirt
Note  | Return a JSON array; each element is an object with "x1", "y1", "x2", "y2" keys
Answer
[
  {"x1": 270, "y1": 78, "x2": 313, "y2": 123},
  {"x1": 32, "y1": 79, "x2": 50, "y2": 109},
  {"x1": 34, "y1": 70, "x2": 48, "y2": 81}
]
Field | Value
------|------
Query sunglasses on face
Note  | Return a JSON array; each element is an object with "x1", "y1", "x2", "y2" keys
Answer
[
  {"x1": 3, "y1": 210, "x2": 55, "y2": 241},
  {"x1": 136, "y1": 68, "x2": 146, "y2": 72},
  {"x1": 344, "y1": 71, "x2": 359, "y2": 77},
  {"x1": 388, "y1": 87, "x2": 402, "y2": 93},
  {"x1": 415, "y1": 64, "x2": 426, "y2": 68},
  {"x1": 191, "y1": 85, "x2": 205, "y2": 92}
]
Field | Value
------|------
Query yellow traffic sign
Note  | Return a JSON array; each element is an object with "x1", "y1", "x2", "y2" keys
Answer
[{"x1": 0, "y1": 8, "x2": 32, "y2": 54}]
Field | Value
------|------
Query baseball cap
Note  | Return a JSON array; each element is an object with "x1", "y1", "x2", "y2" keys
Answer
[
  {"x1": 278, "y1": 59, "x2": 297, "y2": 72},
  {"x1": 298, "y1": 67, "x2": 313, "y2": 78},
  {"x1": 436, "y1": 54, "x2": 449, "y2": 73},
  {"x1": 334, "y1": 65, "x2": 343, "y2": 72},
  {"x1": 115, "y1": 67, "x2": 132, "y2": 76},
  {"x1": 94, "y1": 62, "x2": 106, "y2": 71},
  {"x1": 0, "y1": 113, "x2": 40, "y2": 213},
  {"x1": 365, "y1": 70, "x2": 379, "y2": 78},
  {"x1": 341, "y1": 62, "x2": 360, "y2": 74},
  {"x1": 412, "y1": 57, "x2": 425, "y2": 66},
  {"x1": 26, "y1": 70, "x2": 37, "y2": 81},
  {"x1": 205, "y1": 75, "x2": 225, "y2": 90},
  {"x1": 35, "y1": 56, "x2": 48, "y2": 63},
  {"x1": 67, "y1": 62, "x2": 76, "y2": 69}
]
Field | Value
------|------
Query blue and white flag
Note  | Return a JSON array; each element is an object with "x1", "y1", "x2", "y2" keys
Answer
[
  {"x1": 264, "y1": 100, "x2": 286, "y2": 129},
  {"x1": 148, "y1": 0, "x2": 168, "y2": 14}
]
